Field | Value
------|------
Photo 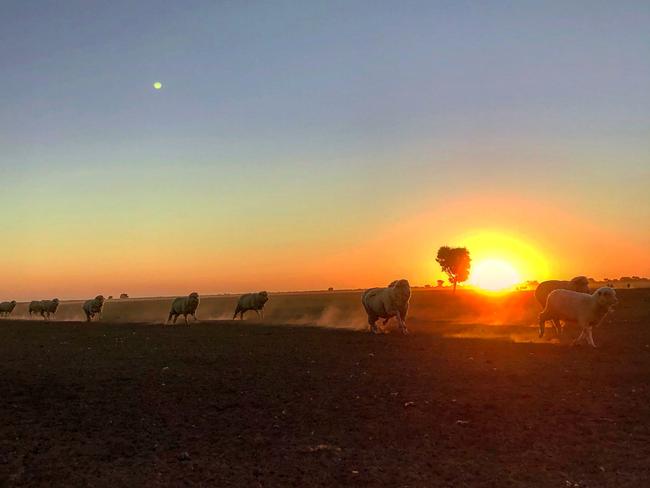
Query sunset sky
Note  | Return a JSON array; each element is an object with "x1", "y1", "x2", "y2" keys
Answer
[{"x1": 1, "y1": 1, "x2": 649, "y2": 300}]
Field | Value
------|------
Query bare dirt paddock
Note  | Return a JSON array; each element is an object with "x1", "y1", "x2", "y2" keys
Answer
[{"x1": 1, "y1": 290, "x2": 649, "y2": 487}]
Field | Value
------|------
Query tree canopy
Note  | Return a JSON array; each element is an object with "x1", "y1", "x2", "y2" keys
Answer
[{"x1": 436, "y1": 246, "x2": 471, "y2": 293}]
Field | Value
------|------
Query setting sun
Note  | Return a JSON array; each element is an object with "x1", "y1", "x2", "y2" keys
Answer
[{"x1": 469, "y1": 258, "x2": 522, "y2": 292}]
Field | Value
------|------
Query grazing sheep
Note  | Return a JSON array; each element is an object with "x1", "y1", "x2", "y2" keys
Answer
[
  {"x1": 233, "y1": 291, "x2": 269, "y2": 320},
  {"x1": 362, "y1": 279, "x2": 411, "y2": 334},
  {"x1": 534, "y1": 276, "x2": 590, "y2": 336},
  {"x1": 539, "y1": 287, "x2": 618, "y2": 347},
  {"x1": 29, "y1": 299, "x2": 60, "y2": 319},
  {"x1": 167, "y1": 292, "x2": 200, "y2": 325},
  {"x1": 82, "y1": 295, "x2": 105, "y2": 322},
  {"x1": 0, "y1": 300, "x2": 17, "y2": 317}
]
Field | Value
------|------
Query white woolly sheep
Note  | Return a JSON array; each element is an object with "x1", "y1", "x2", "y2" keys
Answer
[
  {"x1": 534, "y1": 276, "x2": 590, "y2": 336},
  {"x1": 167, "y1": 292, "x2": 200, "y2": 325},
  {"x1": 233, "y1": 291, "x2": 269, "y2": 320},
  {"x1": 362, "y1": 279, "x2": 411, "y2": 334},
  {"x1": 83, "y1": 295, "x2": 105, "y2": 322},
  {"x1": 0, "y1": 300, "x2": 17, "y2": 317},
  {"x1": 539, "y1": 287, "x2": 618, "y2": 347}
]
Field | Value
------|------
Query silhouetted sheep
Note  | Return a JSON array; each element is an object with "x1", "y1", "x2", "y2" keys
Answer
[
  {"x1": 83, "y1": 296, "x2": 105, "y2": 322},
  {"x1": 167, "y1": 292, "x2": 200, "y2": 325},
  {"x1": 0, "y1": 300, "x2": 17, "y2": 317},
  {"x1": 233, "y1": 292, "x2": 269, "y2": 320},
  {"x1": 29, "y1": 299, "x2": 60, "y2": 320}
]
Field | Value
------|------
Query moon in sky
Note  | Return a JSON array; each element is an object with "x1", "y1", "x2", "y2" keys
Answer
[{"x1": 153, "y1": 81, "x2": 162, "y2": 90}]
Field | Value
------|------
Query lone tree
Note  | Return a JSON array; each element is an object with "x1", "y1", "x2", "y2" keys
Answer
[{"x1": 436, "y1": 246, "x2": 471, "y2": 294}]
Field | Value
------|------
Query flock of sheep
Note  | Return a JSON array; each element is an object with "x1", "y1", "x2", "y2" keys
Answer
[
  {"x1": 0, "y1": 291, "x2": 270, "y2": 326},
  {"x1": 0, "y1": 276, "x2": 618, "y2": 347}
]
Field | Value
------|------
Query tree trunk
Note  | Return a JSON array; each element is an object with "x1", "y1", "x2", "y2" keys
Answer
[{"x1": 453, "y1": 279, "x2": 457, "y2": 294}]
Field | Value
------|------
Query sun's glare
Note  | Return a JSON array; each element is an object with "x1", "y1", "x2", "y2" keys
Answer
[
  {"x1": 455, "y1": 230, "x2": 549, "y2": 284},
  {"x1": 469, "y1": 258, "x2": 522, "y2": 292}
]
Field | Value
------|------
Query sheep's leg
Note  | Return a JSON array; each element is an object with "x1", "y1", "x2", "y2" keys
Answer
[
  {"x1": 586, "y1": 327, "x2": 597, "y2": 348},
  {"x1": 192, "y1": 313, "x2": 198, "y2": 322},
  {"x1": 572, "y1": 324, "x2": 586, "y2": 346},
  {"x1": 538, "y1": 312, "x2": 547, "y2": 338},
  {"x1": 167, "y1": 312, "x2": 173, "y2": 324},
  {"x1": 368, "y1": 315, "x2": 378, "y2": 333},
  {"x1": 255, "y1": 309, "x2": 260, "y2": 319},
  {"x1": 184, "y1": 314, "x2": 189, "y2": 326},
  {"x1": 395, "y1": 310, "x2": 408, "y2": 335},
  {"x1": 552, "y1": 319, "x2": 562, "y2": 337},
  {"x1": 172, "y1": 314, "x2": 178, "y2": 324},
  {"x1": 260, "y1": 309, "x2": 264, "y2": 319}
]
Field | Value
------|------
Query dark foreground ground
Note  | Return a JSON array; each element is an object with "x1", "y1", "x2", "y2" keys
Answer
[{"x1": 1, "y1": 290, "x2": 649, "y2": 487}]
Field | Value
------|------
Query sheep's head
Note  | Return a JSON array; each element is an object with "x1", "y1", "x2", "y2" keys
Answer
[
  {"x1": 95, "y1": 295, "x2": 104, "y2": 303},
  {"x1": 570, "y1": 276, "x2": 590, "y2": 294},
  {"x1": 189, "y1": 292, "x2": 199, "y2": 299},
  {"x1": 11, "y1": 300, "x2": 16, "y2": 305},
  {"x1": 52, "y1": 298, "x2": 60, "y2": 304},
  {"x1": 594, "y1": 287, "x2": 618, "y2": 309},
  {"x1": 392, "y1": 279, "x2": 411, "y2": 302},
  {"x1": 258, "y1": 291, "x2": 269, "y2": 303}
]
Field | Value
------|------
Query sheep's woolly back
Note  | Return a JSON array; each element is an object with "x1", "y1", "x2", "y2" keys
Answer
[
  {"x1": 29, "y1": 300, "x2": 45, "y2": 312},
  {"x1": 236, "y1": 292, "x2": 269, "y2": 311},
  {"x1": 0, "y1": 301, "x2": 17, "y2": 312},
  {"x1": 535, "y1": 277, "x2": 590, "y2": 306},
  {"x1": 42, "y1": 299, "x2": 60, "y2": 313}
]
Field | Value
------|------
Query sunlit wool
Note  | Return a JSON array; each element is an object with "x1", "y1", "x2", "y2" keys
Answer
[
  {"x1": 539, "y1": 287, "x2": 618, "y2": 347},
  {"x1": 534, "y1": 276, "x2": 590, "y2": 307},
  {"x1": 362, "y1": 279, "x2": 411, "y2": 334}
]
